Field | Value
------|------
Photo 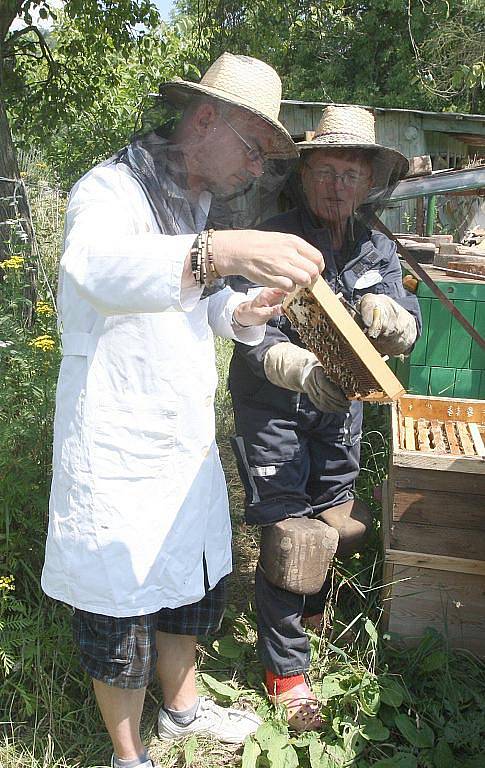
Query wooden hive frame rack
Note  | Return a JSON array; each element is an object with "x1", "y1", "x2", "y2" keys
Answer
[
  {"x1": 381, "y1": 394, "x2": 485, "y2": 655},
  {"x1": 282, "y1": 276, "x2": 405, "y2": 402},
  {"x1": 393, "y1": 395, "x2": 485, "y2": 464}
]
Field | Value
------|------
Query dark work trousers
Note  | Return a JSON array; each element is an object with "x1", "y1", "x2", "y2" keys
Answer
[{"x1": 232, "y1": 395, "x2": 363, "y2": 676}]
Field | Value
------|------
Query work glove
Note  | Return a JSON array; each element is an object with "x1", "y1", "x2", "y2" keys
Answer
[
  {"x1": 358, "y1": 294, "x2": 418, "y2": 356},
  {"x1": 263, "y1": 342, "x2": 349, "y2": 412}
]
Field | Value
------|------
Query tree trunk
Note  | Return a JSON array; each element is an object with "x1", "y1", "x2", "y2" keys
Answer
[{"x1": 0, "y1": 1, "x2": 34, "y2": 260}]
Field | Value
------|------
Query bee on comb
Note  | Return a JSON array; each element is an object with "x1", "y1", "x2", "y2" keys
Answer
[{"x1": 282, "y1": 276, "x2": 405, "y2": 402}]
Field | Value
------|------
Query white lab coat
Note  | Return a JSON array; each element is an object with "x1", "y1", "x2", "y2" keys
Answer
[{"x1": 41, "y1": 161, "x2": 264, "y2": 617}]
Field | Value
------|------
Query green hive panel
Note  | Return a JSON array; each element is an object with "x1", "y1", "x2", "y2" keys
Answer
[{"x1": 387, "y1": 274, "x2": 485, "y2": 398}]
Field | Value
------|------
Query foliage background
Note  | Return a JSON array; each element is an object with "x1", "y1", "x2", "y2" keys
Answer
[
  {"x1": 1, "y1": 0, "x2": 484, "y2": 189},
  {"x1": 0, "y1": 2, "x2": 484, "y2": 766}
]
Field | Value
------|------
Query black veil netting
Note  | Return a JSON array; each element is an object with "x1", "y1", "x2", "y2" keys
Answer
[
  {"x1": 286, "y1": 146, "x2": 408, "y2": 249},
  {"x1": 113, "y1": 94, "x2": 298, "y2": 237}
]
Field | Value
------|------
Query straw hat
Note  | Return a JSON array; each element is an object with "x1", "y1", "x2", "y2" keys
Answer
[
  {"x1": 158, "y1": 53, "x2": 297, "y2": 159},
  {"x1": 299, "y1": 105, "x2": 409, "y2": 183}
]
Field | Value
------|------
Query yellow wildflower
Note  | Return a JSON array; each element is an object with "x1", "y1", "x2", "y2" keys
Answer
[
  {"x1": 30, "y1": 334, "x2": 56, "y2": 352},
  {"x1": 36, "y1": 300, "x2": 55, "y2": 317},
  {"x1": 2, "y1": 255, "x2": 24, "y2": 270},
  {"x1": 0, "y1": 575, "x2": 15, "y2": 593}
]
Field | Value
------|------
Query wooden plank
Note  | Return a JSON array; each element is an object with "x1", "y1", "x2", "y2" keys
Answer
[
  {"x1": 448, "y1": 260, "x2": 485, "y2": 277},
  {"x1": 391, "y1": 489, "x2": 485, "y2": 530},
  {"x1": 381, "y1": 479, "x2": 391, "y2": 551},
  {"x1": 390, "y1": 466, "x2": 485, "y2": 494},
  {"x1": 380, "y1": 560, "x2": 395, "y2": 632},
  {"x1": 444, "y1": 421, "x2": 461, "y2": 455},
  {"x1": 430, "y1": 419, "x2": 446, "y2": 452},
  {"x1": 404, "y1": 416, "x2": 416, "y2": 450},
  {"x1": 385, "y1": 549, "x2": 485, "y2": 576},
  {"x1": 390, "y1": 521, "x2": 485, "y2": 561},
  {"x1": 417, "y1": 419, "x2": 431, "y2": 451},
  {"x1": 469, "y1": 422, "x2": 485, "y2": 459},
  {"x1": 456, "y1": 421, "x2": 476, "y2": 456},
  {"x1": 392, "y1": 450, "x2": 485, "y2": 473},
  {"x1": 396, "y1": 395, "x2": 485, "y2": 424},
  {"x1": 386, "y1": 564, "x2": 485, "y2": 655}
]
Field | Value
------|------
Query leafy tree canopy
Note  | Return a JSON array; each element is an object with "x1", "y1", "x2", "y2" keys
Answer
[
  {"x1": 176, "y1": 0, "x2": 484, "y2": 112},
  {"x1": 1, "y1": 1, "x2": 201, "y2": 185}
]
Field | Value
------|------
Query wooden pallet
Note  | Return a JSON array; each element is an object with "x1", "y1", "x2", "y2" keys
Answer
[{"x1": 282, "y1": 276, "x2": 405, "y2": 402}]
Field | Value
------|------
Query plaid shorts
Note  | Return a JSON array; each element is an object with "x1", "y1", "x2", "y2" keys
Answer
[{"x1": 72, "y1": 576, "x2": 228, "y2": 689}]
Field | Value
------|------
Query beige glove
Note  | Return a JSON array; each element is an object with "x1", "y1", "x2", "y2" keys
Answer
[
  {"x1": 359, "y1": 294, "x2": 417, "y2": 356},
  {"x1": 264, "y1": 342, "x2": 349, "y2": 412}
]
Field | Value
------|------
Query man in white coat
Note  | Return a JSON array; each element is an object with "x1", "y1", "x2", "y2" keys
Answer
[{"x1": 41, "y1": 53, "x2": 324, "y2": 768}]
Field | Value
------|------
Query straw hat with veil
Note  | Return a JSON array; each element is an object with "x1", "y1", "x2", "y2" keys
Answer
[
  {"x1": 115, "y1": 53, "x2": 298, "y2": 239},
  {"x1": 295, "y1": 105, "x2": 408, "y2": 253}
]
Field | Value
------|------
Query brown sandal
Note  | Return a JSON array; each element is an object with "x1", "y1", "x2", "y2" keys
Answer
[{"x1": 269, "y1": 681, "x2": 323, "y2": 732}]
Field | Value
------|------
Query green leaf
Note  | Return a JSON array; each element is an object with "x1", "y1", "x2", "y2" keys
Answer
[
  {"x1": 373, "y1": 754, "x2": 417, "y2": 768},
  {"x1": 433, "y1": 739, "x2": 455, "y2": 768},
  {"x1": 309, "y1": 738, "x2": 324, "y2": 768},
  {"x1": 395, "y1": 714, "x2": 435, "y2": 748},
  {"x1": 421, "y1": 651, "x2": 447, "y2": 672},
  {"x1": 380, "y1": 678, "x2": 406, "y2": 708},
  {"x1": 212, "y1": 635, "x2": 244, "y2": 659},
  {"x1": 360, "y1": 715, "x2": 390, "y2": 742},
  {"x1": 255, "y1": 723, "x2": 298, "y2": 768},
  {"x1": 255, "y1": 722, "x2": 288, "y2": 750},
  {"x1": 242, "y1": 736, "x2": 262, "y2": 768},
  {"x1": 462, "y1": 755, "x2": 485, "y2": 768},
  {"x1": 318, "y1": 673, "x2": 347, "y2": 700},
  {"x1": 183, "y1": 734, "x2": 198, "y2": 766},
  {"x1": 359, "y1": 675, "x2": 380, "y2": 716},
  {"x1": 364, "y1": 618, "x2": 378, "y2": 644},
  {"x1": 199, "y1": 673, "x2": 241, "y2": 702},
  {"x1": 325, "y1": 742, "x2": 348, "y2": 765}
]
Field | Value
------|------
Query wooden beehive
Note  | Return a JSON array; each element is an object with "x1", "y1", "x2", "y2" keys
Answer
[
  {"x1": 382, "y1": 394, "x2": 485, "y2": 655},
  {"x1": 282, "y1": 276, "x2": 405, "y2": 402}
]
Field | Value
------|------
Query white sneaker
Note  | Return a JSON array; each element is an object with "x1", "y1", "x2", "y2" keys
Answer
[
  {"x1": 110, "y1": 757, "x2": 157, "y2": 768},
  {"x1": 157, "y1": 696, "x2": 261, "y2": 744}
]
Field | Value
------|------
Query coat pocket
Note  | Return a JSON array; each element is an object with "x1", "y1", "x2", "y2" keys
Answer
[{"x1": 92, "y1": 400, "x2": 177, "y2": 481}]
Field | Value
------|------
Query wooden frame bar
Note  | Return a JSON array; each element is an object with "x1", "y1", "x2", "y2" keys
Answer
[{"x1": 283, "y1": 277, "x2": 405, "y2": 402}]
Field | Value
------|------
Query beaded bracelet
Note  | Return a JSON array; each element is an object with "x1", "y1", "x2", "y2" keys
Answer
[{"x1": 191, "y1": 229, "x2": 221, "y2": 287}]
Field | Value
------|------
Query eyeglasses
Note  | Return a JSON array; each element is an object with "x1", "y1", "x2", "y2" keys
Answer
[
  {"x1": 222, "y1": 117, "x2": 265, "y2": 164},
  {"x1": 304, "y1": 163, "x2": 370, "y2": 190}
]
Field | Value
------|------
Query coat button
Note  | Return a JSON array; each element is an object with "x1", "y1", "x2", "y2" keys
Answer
[
  {"x1": 202, "y1": 446, "x2": 210, "y2": 457},
  {"x1": 205, "y1": 396, "x2": 212, "y2": 406}
]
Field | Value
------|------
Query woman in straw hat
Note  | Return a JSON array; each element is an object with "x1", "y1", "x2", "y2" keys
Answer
[
  {"x1": 41, "y1": 53, "x2": 325, "y2": 766},
  {"x1": 229, "y1": 105, "x2": 421, "y2": 731}
]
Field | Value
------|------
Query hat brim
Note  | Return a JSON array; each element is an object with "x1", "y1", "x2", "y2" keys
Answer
[
  {"x1": 298, "y1": 140, "x2": 409, "y2": 180},
  {"x1": 158, "y1": 80, "x2": 298, "y2": 159}
]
